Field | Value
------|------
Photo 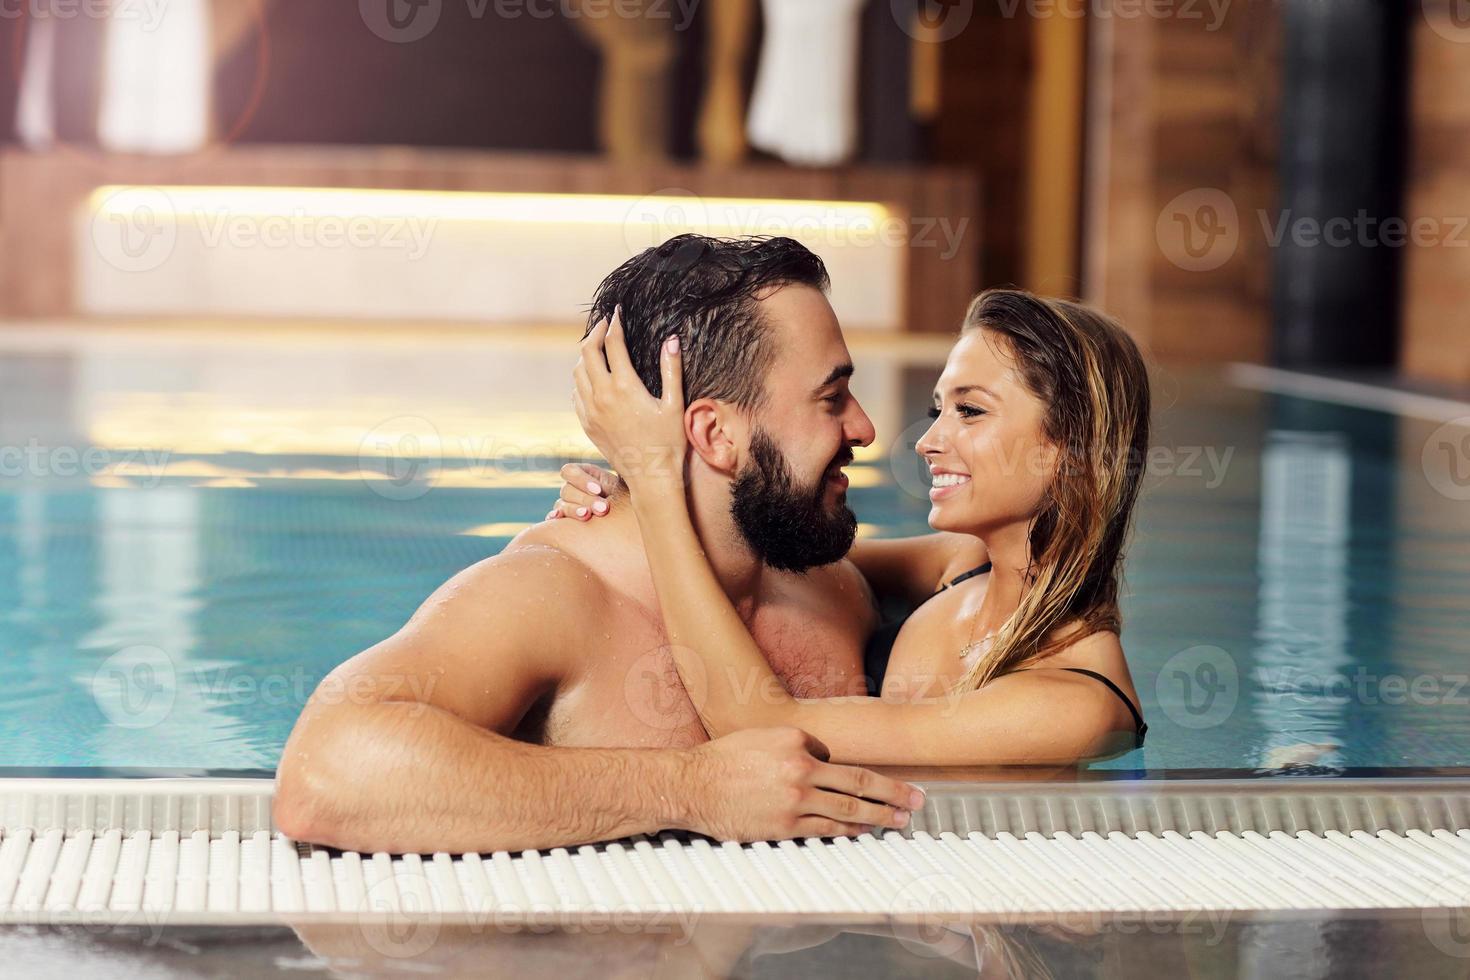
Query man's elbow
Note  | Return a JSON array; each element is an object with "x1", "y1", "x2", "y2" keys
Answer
[
  {"x1": 273, "y1": 711, "x2": 352, "y2": 846},
  {"x1": 273, "y1": 754, "x2": 339, "y2": 845}
]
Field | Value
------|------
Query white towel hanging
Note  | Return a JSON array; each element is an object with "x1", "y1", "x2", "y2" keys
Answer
[
  {"x1": 98, "y1": 0, "x2": 211, "y2": 154},
  {"x1": 747, "y1": 0, "x2": 868, "y2": 167}
]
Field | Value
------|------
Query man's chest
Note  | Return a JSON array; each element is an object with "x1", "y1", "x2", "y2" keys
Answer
[{"x1": 540, "y1": 597, "x2": 867, "y2": 749}]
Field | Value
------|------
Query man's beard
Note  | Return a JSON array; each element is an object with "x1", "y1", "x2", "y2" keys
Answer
[{"x1": 730, "y1": 429, "x2": 858, "y2": 573}]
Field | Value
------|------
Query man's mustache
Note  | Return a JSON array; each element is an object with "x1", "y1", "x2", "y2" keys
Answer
[{"x1": 813, "y1": 448, "x2": 857, "y2": 502}]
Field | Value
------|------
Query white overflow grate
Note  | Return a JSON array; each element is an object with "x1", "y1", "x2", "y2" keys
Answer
[{"x1": 2, "y1": 777, "x2": 1469, "y2": 924}]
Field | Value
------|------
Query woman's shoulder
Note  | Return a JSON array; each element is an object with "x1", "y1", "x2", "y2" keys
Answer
[
  {"x1": 1033, "y1": 627, "x2": 1131, "y2": 685},
  {"x1": 1028, "y1": 628, "x2": 1141, "y2": 721},
  {"x1": 1049, "y1": 625, "x2": 1124, "y2": 659}
]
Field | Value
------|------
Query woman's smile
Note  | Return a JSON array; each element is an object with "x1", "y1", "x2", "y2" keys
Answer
[{"x1": 929, "y1": 469, "x2": 971, "y2": 500}]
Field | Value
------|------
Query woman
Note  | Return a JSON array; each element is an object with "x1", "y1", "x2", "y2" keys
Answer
[{"x1": 557, "y1": 289, "x2": 1150, "y2": 765}]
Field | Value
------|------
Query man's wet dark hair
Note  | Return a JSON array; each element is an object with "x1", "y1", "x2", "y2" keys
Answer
[{"x1": 584, "y1": 234, "x2": 830, "y2": 413}]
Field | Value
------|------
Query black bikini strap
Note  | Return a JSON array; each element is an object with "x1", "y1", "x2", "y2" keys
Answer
[
  {"x1": 1061, "y1": 667, "x2": 1147, "y2": 736},
  {"x1": 937, "y1": 562, "x2": 992, "y2": 593}
]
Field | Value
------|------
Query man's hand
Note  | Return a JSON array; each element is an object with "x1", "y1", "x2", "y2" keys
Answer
[{"x1": 681, "y1": 727, "x2": 925, "y2": 840}]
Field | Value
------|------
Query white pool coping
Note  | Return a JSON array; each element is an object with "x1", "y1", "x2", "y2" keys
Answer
[{"x1": 2, "y1": 776, "x2": 1467, "y2": 926}]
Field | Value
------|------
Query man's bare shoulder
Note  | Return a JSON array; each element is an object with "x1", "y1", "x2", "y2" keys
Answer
[
  {"x1": 311, "y1": 524, "x2": 614, "y2": 734},
  {"x1": 447, "y1": 522, "x2": 611, "y2": 613},
  {"x1": 387, "y1": 523, "x2": 613, "y2": 658}
]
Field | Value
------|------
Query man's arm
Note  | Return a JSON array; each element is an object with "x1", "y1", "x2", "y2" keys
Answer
[{"x1": 273, "y1": 547, "x2": 922, "y2": 853}]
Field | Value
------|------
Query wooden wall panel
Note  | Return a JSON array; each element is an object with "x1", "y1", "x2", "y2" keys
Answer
[
  {"x1": 1084, "y1": 2, "x2": 1281, "y2": 363},
  {"x1": 934, "y1": 7, "x2": 1034, "y2": 292},
  {"x1": 1401, "y1": 5, "x2": 1470, "y2": 385}
]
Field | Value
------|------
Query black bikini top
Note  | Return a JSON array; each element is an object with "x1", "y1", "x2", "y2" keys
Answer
[{"x1": 862, "y1": 562, "x2": 1147, "y2": 742}]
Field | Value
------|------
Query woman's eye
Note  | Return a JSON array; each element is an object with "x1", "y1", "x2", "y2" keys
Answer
[{"x1": 928, "y1": 405, "x2": 986, "y2": 419}]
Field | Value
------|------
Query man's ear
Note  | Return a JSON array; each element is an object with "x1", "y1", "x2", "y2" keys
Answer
[{"x1": 686, "y1": 398, "x2": 743, "y2": 476}]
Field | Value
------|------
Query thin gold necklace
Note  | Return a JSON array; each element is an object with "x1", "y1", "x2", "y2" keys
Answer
[
  {"x1": 959, "y1": 617, "x2": 998, "y2": 662},
  {"x1": 954, "y1": 573, "x2": 997, "y2": 661}
]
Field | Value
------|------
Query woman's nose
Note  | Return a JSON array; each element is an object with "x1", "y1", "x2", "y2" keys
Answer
[{"x1": 915, "y1": 416, "x2": 944, "y2": 456}]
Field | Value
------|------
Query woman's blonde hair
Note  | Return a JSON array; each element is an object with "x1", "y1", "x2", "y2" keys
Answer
[{"x1": 955, "y1": 289, "x2": 1151, "y2": 692}]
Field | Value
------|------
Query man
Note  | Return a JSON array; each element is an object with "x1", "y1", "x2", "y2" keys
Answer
[{"x1": 274, "y1": 235, "x2": 923, "y2": 854}]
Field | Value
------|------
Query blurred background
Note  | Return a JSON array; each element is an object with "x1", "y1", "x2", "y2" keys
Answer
[
  {"x1": 5, "y1": 0, "x2": 1470, "y2": 373},
  {"x1": 0, "y1": 0, "x2": 1468, "y2": 775}
]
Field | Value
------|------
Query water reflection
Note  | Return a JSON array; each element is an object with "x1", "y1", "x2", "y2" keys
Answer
[
  {"x1": 6, "y1": 910, "x2": 1470, "y2": 979},
  {"x1": 0, "y1": 328, "x2": 1468, "y2": 770},
  {"x1": 1251, "y1": 430, "x2": 1351, "y2": 770}
]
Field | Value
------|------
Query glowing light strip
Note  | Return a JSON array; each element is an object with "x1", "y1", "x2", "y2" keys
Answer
[
  {"x1": 86, "y1": 458, "x2": 889, "y2": 489},
  {"x1": 88, "y1": 185, "x2": 893, "y2": 229}
]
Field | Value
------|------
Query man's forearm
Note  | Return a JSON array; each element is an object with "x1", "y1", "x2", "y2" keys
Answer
[{"x1": 274, "y1": 699, "x2": 697, "y2": 854}]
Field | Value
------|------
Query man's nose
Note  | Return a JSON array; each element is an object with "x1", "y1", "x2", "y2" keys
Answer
[{"x1": 845, "y1": 397, "x2": 876, "y2": 448}]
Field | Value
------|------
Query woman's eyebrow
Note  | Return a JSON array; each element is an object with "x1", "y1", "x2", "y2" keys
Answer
[{"x1": 950, "y1": 384, "x2": 1000, "y2": 400}]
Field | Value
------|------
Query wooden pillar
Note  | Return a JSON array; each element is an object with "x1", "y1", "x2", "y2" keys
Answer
[
  {"x1": 1082, "y1": 2, "x2": 1281, "y2": 362},
  {"x1": 1400, "y1": 2, "x2": 1470, "y2": 385},
  {"x1": 1023, "y1": 9, "x2": 1086, "y2": 296}
]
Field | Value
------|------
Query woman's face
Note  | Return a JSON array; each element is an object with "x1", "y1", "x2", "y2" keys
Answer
[{"x1": 916, "y1": 329, "x2": 1059, "y2": 535}]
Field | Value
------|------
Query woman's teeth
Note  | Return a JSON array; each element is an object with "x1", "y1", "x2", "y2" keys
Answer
[{"x1": 930, "y1": 473, "x2": 970, "y2": 488}]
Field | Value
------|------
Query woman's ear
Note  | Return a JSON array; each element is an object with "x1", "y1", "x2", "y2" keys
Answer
[{"x1": 687, "y1": 398, "x2": 742, "y2": 476}]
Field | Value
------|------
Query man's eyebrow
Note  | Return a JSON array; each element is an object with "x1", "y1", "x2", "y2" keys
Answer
[{"x1": 813, "y1": 363, "x2": 855, "y2": 394}]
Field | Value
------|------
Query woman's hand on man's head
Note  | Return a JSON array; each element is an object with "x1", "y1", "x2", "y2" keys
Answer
[{"x1": 571, "y1": 308, "x2": 688, "y2": 492}]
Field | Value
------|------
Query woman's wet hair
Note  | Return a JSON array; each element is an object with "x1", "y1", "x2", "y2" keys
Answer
[
  {"x1": 955, "y1": 289, "x2": 1152, "y2": 692},
  {"x1": 585, "y1": 234, "x2": 830, "y2": 413}
]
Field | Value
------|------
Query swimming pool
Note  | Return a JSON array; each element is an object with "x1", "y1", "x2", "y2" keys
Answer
[{"x1": 1, "y1": 323, "x2": 1467, "y2": 774}]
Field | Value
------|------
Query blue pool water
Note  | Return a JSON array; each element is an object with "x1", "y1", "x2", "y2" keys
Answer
[{"x1": 1, "y1": 329, "x2": 1468, "y2": 773}]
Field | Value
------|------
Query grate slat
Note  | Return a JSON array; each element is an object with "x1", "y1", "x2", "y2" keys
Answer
[{"x1": 3, "y1": 778, "x2": 1470, "y2": 923}]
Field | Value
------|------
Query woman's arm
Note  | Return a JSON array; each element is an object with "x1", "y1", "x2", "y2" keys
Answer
[
  {"x1": 572, "y1": 315, "x2": 801, "y2": 736},
  {"x1": 626, "y1": 470, "x2": 1127, "y2": 764},
  {"x1": 846, "y1": 534, "x2": 989, "y2": 608},
  {"x1": 572, "y1": 316, "x2": 1134, "y2": 766}
]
